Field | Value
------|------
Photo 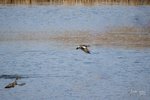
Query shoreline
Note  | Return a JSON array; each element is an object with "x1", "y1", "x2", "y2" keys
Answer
[
  {"x1": 0, "y1": 0, "x2": 150, "y2": 6},
  {"x1": 0, "y1": 27, "x2": 150, "y2": 48}
]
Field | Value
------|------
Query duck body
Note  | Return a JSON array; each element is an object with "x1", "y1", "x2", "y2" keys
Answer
[
  {"x1": 5, "y1": 80, "x2": 17, "y2": 88},
  {"x1": 4, "y1": 76, "x2": 26, "y2": 88},
  {"x1": 76, "y1": 45, "x2": 91, "y2": 54}
]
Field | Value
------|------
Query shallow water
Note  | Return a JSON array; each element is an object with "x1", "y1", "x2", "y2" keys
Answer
[
  {"x1": 0, "y1": 41, "x2": 150, "y2": 100},
  {"x1": 0, "y1": 4, "x2": 150, "y2": 100},
  {"x1": 0, "y1": 5, "x2": 150, "y2": 34}
]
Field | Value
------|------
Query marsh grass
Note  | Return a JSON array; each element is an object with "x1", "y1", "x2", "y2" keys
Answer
[{"x1": 0, "y1": 0, "x2": 150, "y2": 5}]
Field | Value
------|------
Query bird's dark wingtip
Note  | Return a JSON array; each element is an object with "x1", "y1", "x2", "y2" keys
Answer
[{"x1": 86, "y1": 51, "x2": 91, "y2": 54}]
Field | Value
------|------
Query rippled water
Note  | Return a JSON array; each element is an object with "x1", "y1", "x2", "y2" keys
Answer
[
  {"x1": 0, "y1": 41, "x2": 150, "y2": 100},
  {"x1": 0, "y1": 5, "x2": 150, "y2": 100},
  {"x1": 0, "y1": 5, "x2": 150, "y2": 34}
]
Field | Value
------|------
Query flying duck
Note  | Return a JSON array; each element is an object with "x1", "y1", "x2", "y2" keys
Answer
[{"x1": 76, "y1": 45, "x2": 91, "y2": 54}]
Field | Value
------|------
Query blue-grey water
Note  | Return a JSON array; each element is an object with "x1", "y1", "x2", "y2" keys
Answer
[
  {"x1": 0, "y1": 5, "x2": 150, "y2": 33},
  {"x1": 0, "y1": 5, "x2": 150, "y2": 100},
  {"x1": 0, "y1": 41, "x2": 150, "y2": 100}
]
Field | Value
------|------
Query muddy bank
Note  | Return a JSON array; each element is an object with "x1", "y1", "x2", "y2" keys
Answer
[
  {"x1": 51, "y1": 27, "x2": 150, "y2": 48},
  {"x1": 0, "y1": 27, "x2": 150, "y2": 48}
]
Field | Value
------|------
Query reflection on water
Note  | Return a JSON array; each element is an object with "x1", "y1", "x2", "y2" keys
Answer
[
  {"x1": 0, "y1": 74, "x2": 72, "y2": 79},
  {"x1": 0, "y1": 0, "x2": 150, "y2": 5}
]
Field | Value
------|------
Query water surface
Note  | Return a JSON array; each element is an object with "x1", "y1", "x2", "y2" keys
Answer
[
  {"x1": 0, "y1": 41, "x2": 150, "y2": 100},
  {"x1": 0, "y1": 4, "x2": 150, "y2": 100}
]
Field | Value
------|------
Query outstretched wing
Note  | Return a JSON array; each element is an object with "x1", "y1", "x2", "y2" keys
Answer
[
  {"x1": 80, "y1": 45, "x2": 90, "y2": 47},
  {"x1": 82, "y1": 47, "x2": 90, "y2": 54}
]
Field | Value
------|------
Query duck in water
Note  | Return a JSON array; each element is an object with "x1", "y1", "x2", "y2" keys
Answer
[
  {"x1": 76, "y1": 45, "x2": 91, "y2": 54},
  {"x1": 5, "y1": 77, "x2": 19, "y2": 88},
  {"x1": 5, "y1": 76, "x2": 25, "y2": 88}
]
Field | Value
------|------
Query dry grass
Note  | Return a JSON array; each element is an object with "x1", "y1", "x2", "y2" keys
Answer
[{"x1": 0, "y1": 0, "x2": 150, "y2": 5}]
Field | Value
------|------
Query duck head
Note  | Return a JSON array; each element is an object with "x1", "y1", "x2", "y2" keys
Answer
[{"x1": 76, "y1": 46, "x2": 80, "y2": 50}]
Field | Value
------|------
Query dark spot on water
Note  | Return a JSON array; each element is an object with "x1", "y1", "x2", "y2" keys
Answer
[
  {"x1": 118, "y1": 56, "x2": 124, "y2": 59},
  {"x1": 74, "y1": 58, "x2": 80, "y2": 61},
  {"x1": 22, "y1": 50, "x2": 44, "y2": 53},
  {"x1": 0, "y1": 74, "x2": 29, "y2": 79},
  {"x1": 135, "y1": 17, "x2": 139, "y2": 21},
  {"x1": 83, "y1": 61, "x2": 93, "y2": 64},
  {"x1": 134, "y1": 60, "x2": 141, "y2": 64},
  {"x1": 92, "y1": 52, "x2": 99, "y2": 54},
  {"x1": 92, "y1": 10, "x2": 98, "y2": 15}
]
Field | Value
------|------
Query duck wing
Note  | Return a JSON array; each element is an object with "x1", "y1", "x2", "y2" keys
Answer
[
  {"x1": 80, "y1": 45, "x2": 90, "y2": 47},
  {"x1": 5, "y1": 82, "x2": 16, "y2": 88},
  {"x1": 81, "y1": 47, "x2": 90, "y2": 54}
]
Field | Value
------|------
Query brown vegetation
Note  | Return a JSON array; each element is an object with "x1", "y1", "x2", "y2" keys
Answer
[
  {"x1": 0, "y1": 0, "x2": 150, "y2": 5},
  {"x1": 50, "y1": 27, "x2": 150, "y2": 48},
  {"x1": 1, "y1": 27, "x2": 150, "y2": 48}
]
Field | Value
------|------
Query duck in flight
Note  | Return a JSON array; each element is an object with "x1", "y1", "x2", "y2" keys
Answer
[{"x1": 76, "y1": 45, "x2": 91, "y2": 54}]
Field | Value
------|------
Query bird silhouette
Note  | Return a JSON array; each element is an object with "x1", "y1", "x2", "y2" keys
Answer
[
  {"x1": 76, "y1": 45, "x2": 91, "y2": 54},
  {"x1": 5, "y1": 78, "x2": 18, "y2": 88},
  {"x1": 4, "y1": 76, "x2": 25, "y2": 88}
]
